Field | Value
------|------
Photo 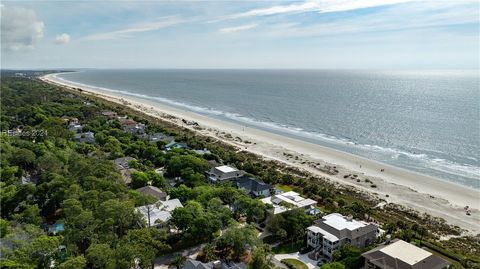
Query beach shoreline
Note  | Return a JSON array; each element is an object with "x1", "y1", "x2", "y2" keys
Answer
[{"x1": 41, "y1": 73, "x2": 480, "y2": 234}]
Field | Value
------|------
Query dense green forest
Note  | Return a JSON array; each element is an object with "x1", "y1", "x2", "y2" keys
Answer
[{"x1": 0, "y1": 76, "x2": 478, "y2": 268}]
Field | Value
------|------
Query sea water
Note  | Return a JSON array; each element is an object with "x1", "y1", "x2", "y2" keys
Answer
[{"x1": 57, "y1": 69, "x2": 480, "y2": 189}]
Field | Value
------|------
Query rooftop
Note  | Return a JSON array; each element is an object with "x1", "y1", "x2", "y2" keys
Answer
[
  {"x1": 136, "y1": 186, "x2": 168, "y2": 201},
  {"x1": 235, "y1": 177, "x2": 271, "y2": 192},
  {"x1": 380, "y1": 240, "x2": 432, "y2": 265},
  {"x1": 216, "y1": 165, "x2": 238, "y2": 173},
  {"x1": 307, "y1": 225, "x2": 339, "y2": 242},
  {"x1": 136, "y1": 199, "x2": 183, "y2": 225},
  {"x1": 261, "y1": 191, "x2": 317, "y2": 214},
  {"x1": 322, "y1": 213, "x2": 369, "y2": 231},
  {"x1": 362, "y1": 239, "x2": 449, "y2": 269}
]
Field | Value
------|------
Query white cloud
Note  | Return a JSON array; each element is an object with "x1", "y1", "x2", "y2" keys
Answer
[
  {"x1": 55, "y1": 33, "x2": 70, "y2": 44},
  {"x1": 1, "y1": 5, "x2": 44, "y2": 51},
  {"x1": 219, "y1": 0, "x2": 419, "y2": 20},
  {"x1": 219, "y1": 24, "x2": 258, "y2": 34},
  {"x1": 84, "y1": 17, "x2": 183, "y2": 40},
  {"x1": 262, "y1": 1, "x2": 479, "y2": 38}
]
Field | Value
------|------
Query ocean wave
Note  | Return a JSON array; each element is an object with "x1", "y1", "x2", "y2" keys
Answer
[{"x1": 54, "y1": 73, "x2": 480, "y2": 183}]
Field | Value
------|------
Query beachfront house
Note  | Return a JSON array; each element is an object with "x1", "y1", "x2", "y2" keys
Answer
[
  {"x1": 207, "y1": 165, "x2": 244, "y2": 184},
  {"x1": 306, "y1": 213, "x2": 378, "y2": 260},
  {"x1": 145, "y1": 132, "x2": 174, "y2": 144},
  {"x1": 101, "y1": 110, "x2": 118, "y2": 119},
  {"x1": 234, "y1": 176, "x2": 272, "y2": 197},
  {"x1": 260, "y1": 191, "x2": 317, "y2": 215},
  {"x1": 136, "y1": 186, "x2": 169, "y2": 202},
  {"x1": 362, "y1": 239, "x2": 449, "y2": 269},
  {"x1": 136, "y1": 199, "x2": 183, "y2": 228}
]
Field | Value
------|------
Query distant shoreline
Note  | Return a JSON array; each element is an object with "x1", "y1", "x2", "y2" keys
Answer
[{"x1": 41, "y1": 72, "x2": 480, "y2": 234}]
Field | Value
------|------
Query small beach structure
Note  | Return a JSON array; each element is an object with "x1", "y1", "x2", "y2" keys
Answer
[
  {"x1": 362, "y1": 239, "x2": 449, "y2": 269},
  {"x1": 260, "y1": 191, "x2": 317, "y2": 215},
  {"x1": 207, "y1": 165, "x2": 244, "y2": 184},
  {"x1": 136, "y1": 199, "x2": 183, "y2": 227}
]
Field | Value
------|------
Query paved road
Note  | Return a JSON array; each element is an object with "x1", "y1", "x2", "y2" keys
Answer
[{"x1": 154, "y1": 243, "x2": 206, "y2": 268}]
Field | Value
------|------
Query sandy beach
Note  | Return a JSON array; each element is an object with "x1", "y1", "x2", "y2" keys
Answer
[{"x1": 41, "y1": 73, "x2": 480, "y2": 234}]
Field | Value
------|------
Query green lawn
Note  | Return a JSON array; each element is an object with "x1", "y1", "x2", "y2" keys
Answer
[
  {"x1": 272, "y1": 241, "x2": 304, "y2": 254},
  {"x1": 275, "y1": 184, "x2": 293, "y2": 192},
  {"x1": 281, "y1": 259, "x2": 308, "y2": 269}
]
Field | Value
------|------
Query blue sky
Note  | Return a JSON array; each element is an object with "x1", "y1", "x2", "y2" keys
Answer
[{"x1": 1, "y1": 0, "x2": 479, "y2": 69}]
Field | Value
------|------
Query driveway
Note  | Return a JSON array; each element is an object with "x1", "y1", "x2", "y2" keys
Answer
[
  {"x1": 154, "y1": 243, "x2": 206, "y2": 268},
  {"x1": 273, "y1": 252, "x2": 318, "y2": 269}
]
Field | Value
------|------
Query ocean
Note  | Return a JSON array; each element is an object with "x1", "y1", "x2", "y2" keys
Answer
[{"x1": 56, "y1": 69, "x2": 480, "y2": 189}]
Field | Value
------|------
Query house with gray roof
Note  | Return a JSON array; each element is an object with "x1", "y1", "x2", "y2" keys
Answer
[
  {"x1": 73, "y1": 131, "x2": 96, "y2": 144},
  {"x1": 123, "y1": 121, "x2": 146, "y2": 135},
  {"x1": 113, "y1": 157, "x2": 137, "y2": 184},
  {"x1": 136, "y1": 199, "x2": 183, "y2": 227},
  {"x1": 113, "y1": 156, "x2": 136, "y2": 170},
  {"x1": 234, "y1": 176, "x2": 271, "y2": 197},
  {"x1": 146, "y1": 132, "x2": 175, "y2": 143},
  {"x1": 119, "y1": 168, "x2": 137, "y2": 184},
  {"x1": 136, "y1": 186, "x2": 169, "y2": 201},
  {"x1": 362, "y1": 239, "x2": 449, "y2": 269}
]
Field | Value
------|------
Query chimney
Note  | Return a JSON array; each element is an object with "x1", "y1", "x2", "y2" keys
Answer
[
  {"x1": 385, "y1": 234, "x2": 391, "y2": 244},
  {"x1": 213, "y1": 260, "x2": 221, "y2": 269}
]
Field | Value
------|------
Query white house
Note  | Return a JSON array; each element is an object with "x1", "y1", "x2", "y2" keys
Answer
[
  {"x1": 207, "y1": 165, "x2": 244, "y2": 183},
  {"x1": 260, "y1": 191, "x2": 317, "y2": 215},
  {"x1": 306, "y1": 213, "x2": 378, "y2": 260},
  {"x1": 136, "y1": 199, "x2": 183, "y2": 227}
]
